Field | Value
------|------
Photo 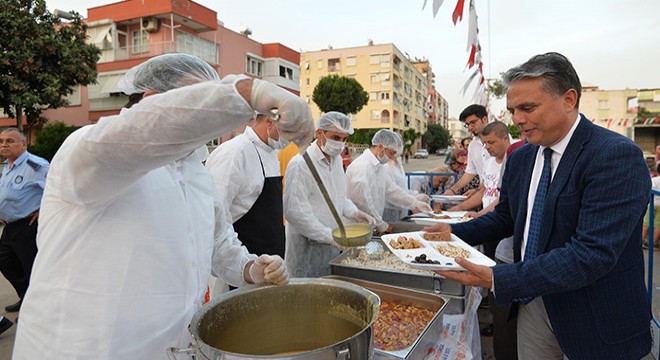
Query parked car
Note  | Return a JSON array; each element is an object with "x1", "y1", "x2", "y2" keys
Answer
[
  {"x1": 413, "y1": 149, "x2": 429, "y2": 159},
  {"x1": 342, "y1": 145, "x2": 352, "y2": 170},
  {"x1": 435, "y1": 148, "x2": 450, "y2": 156}
]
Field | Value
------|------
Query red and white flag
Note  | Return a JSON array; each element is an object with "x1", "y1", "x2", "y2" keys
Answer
[
  {"x1": 452, "y1": 0, "x2": 466, "y2": 25},
  {"x1": 467, "y1": 0, "x2": 478, "y2": 50}
]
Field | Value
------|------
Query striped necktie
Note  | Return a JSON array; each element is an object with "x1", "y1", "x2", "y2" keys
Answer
[{"x1": 525, "y1": 147, "x2": 553, "y2": 260}]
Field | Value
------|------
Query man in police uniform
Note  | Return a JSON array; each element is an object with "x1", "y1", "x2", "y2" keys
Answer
[{"x1": 0, "y1": 128, "x2": 49, "y2": 312}]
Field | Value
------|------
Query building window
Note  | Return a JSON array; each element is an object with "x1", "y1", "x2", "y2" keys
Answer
[
  {"x1": 317, "y1": 59, "x2": 323, "y2": 69},
  {"x1": 369, "y1": 92, "x2": 378, "y2": 101},
  {"x1": 380, "y1": 54, "x2": 390, "y2": 68},
  {"x1": 380, "y1": 92, "x2": 390, "y2": 100},
  {"x1": 598, "y1": 100, "x2": 608, "y2": 109},
  {"x1": 328, "y1": 58, "x2": 340, "y2": 72},
  {"x1": 132, "y1": 30, "x2": 148, "y2": 54},
  {"x1": 279, "y1": 65, "x2": 294, "y2": 80},
  {"x1": 370, "y1": 54, "x2": 380, "y2": 64},
  {"x1": 247, "y1": 56, "x2": 263, "y2": 77},
  {"x1": 176, "y1": 31, "x2": 218, "y2": 63},
  {"x1": 370, "y1": 73, "x2": 379, "y2": 83},
  {"x1": 371, "y1": 110, "x2": 381, "y2": 119},
  {"x1": 346, "y1": 56, "x2": 357, "y2": 66},
  {"x1": 306, "y1": 78, "x2": 310, "y2": 86}
]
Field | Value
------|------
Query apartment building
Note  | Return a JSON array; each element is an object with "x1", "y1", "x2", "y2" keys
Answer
[
  {"x1": 412, "y1": 60, "x2": 448, "y2": 128},
  {"x1": 1, "y1": 0, "x2": 300, "y2": 144},
  {"x1": 300, "y1": 43, "x2": 436, "y2": 142},
  {"x1": 580, "y1": 85, "x2": 660, "y2": 159}
]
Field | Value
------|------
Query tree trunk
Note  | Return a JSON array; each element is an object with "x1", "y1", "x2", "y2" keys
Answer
[{"x1": 15, "y1": 106, "x2": 23, "y2": 132}]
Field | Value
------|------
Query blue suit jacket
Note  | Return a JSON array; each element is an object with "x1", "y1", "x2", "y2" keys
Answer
[{"x1": 453, "y1": 116, "x2": 652, "y2": 359}]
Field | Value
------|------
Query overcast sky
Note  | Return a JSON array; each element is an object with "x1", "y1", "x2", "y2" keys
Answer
[{"x1": 46, "y1": 0, "x2": 660, "y2": 118}]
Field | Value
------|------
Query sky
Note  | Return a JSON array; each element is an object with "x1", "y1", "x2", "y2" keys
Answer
[{"x1": 45, "y1": 0, "x2": 660, "y2": 118}]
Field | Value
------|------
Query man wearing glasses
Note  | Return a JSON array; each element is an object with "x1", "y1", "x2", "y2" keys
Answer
[
  {"x1": 0, "y1": 128, "x2": 49, "y2": 316},
  {"x1": 443, "y1": 105, "x2": 491, "y2": 205}
]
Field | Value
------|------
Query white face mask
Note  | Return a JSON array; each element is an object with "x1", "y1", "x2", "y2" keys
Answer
[
  {"x1": 267, "y1": 126, "x2": 289, "y2": 150},
  {"x1": 321, "y1": 138, "x2": 345, "y2": 157},
  {"x1": 377, "y1": 149, "x2": 390, "y2": 164}
]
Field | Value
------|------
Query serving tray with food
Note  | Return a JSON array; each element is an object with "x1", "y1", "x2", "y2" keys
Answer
[
  {"x1": 381, "y1": 231, "x2": 496, "y2": 271},
  {"x1": 407, "y1": 211, "x2": 472, "y2": 225}
]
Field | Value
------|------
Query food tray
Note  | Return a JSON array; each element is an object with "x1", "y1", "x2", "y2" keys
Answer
[
  {"x1": 324, "y1": 276, "x2": 449, "y2": 360},
  {"x1": 407, "y1": 211, "x2": 472, "y2": 225},
  {"x1": 431, "y1": 195, "x2": 467, "y2": 204},
  {"x1": 329, "y1": 240, "x2": 466, "y2": 296},
  {"x1": 381, "y1": 231, "x2": 496, "y2": 271}
]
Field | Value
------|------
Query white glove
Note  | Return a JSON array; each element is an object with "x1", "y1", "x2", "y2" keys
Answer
[
  {"x1": 376, "y1": 221, "x2": 389, "y2": 233},
  {"x1": 415, "y1": 193, "x2": 430, "y2": 203},
  {"x1": 250, "y1": 79, "x2": 314, "y2": 148},
  {"x1": 352, "y1": 210, "x2": 376, "y2": 225},
  {"x1": 249, "y1": 255, "x2": 289, "y2": 285},
  {"x1": 413, "y1": 201, "x2": 433, "y2": 213},
  {"x1": 319, "y1": 230, "x2": 345, "y2": 251}
]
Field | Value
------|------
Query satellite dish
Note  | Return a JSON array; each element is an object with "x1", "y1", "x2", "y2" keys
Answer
[{"x1": 239, "y1": 25, "x2": 252, "y2": 36}]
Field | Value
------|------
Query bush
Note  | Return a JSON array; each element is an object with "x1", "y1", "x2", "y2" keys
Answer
[{"x1": 29, "y1": 122, "x2": 79, "y2": 161}]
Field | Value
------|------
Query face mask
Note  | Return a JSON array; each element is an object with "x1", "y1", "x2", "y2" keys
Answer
[
  {"x1": 321, "y1": 137, "x2": 345, "y2": 157},
  {"x1": 377, "y1": 149, "x2": 390, "y2": 164},
  {"x1": 267, "y1": 126, "x2": 289, "y2": 150}
]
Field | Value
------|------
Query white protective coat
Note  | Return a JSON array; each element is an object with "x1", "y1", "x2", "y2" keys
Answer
[
  {"x1": 284, "y1": 141, "x2": 359, "y2": 277},
  {"x1": 346, "y1": 149, "x2": 417, "y2": 229},
  {"x1": 13, "y1": 78, "x2": 259, "y2": 360},
  {"x1": 382, "y1": 159, "x2": 409, "y2": 222}
]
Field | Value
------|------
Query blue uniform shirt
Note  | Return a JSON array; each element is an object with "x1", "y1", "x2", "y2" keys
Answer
[{"x1": 0, "y1": 151, "x2": 49, "y2": 223}]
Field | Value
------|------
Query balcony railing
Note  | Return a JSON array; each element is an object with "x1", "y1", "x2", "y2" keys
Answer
[{"x1": 98, "y1": 39, "x2": 218, "y2": 65}]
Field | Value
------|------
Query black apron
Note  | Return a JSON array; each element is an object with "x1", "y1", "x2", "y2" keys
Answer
[{"x1": 232, "y1": 144, "x2": 285, "y2": 258}]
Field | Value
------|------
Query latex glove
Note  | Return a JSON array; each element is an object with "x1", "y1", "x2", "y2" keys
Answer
[
  {"x1": 413, "y1": 201, "x2": 433, "y2": 213},
  {"x1": 415, "y1": 193, "x2": 430, "y2": 203},
  {"x1": 352, "y1": 210, "x2": 376, "y2": 225},
  {"x1": 250, "y1": 79, "x2": 314, "y2": 148},
  {"x1": 320, "y1": 231, "x2": 345, "y2": 251},
  {"x1": 249, "y1": 255, "x2": 289, "y2": 285},
  {"x1": 376, "y1": 221, "x2": 389, "y2": 233}
]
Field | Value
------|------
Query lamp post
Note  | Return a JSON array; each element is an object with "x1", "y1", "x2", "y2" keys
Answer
[{"x1": 53, "y1": 9, "x2": 74, "y2": 20}]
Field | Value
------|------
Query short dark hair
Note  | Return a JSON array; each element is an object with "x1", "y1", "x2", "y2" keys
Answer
[
  {"x1": 460, "y1": 137, "x2": 472, "y2": 147},
  {"x1": 459, "y1": 104, "x2": 488, "y2": 122},
  {"x1": 124, "y1": 93, "x2": 144, "y2": 109},
  {"x1": 503, "y1": 52, "x2": 582, "y2": 109},
  {"x1": 481, "y1": 121, "x2": 509, "y2": 138}
]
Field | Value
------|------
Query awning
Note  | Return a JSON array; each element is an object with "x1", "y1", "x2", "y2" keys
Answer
[{"x1": 99, "y1": 73, "x2": 125, "y2": 94}]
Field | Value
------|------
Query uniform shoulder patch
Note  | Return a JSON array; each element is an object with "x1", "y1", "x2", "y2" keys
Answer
[{"x1": 26, "y1": 159, "x2": 42, "y2": 171}]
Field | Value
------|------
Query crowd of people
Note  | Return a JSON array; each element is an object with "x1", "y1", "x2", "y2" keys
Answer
[{"x1": 0, "y1": 51, "x2": 653, "y2": 360}]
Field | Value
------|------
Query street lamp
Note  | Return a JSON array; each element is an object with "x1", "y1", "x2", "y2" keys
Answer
[{"x1": 53, "y1": 9, "x2": 74, "y2": 20}]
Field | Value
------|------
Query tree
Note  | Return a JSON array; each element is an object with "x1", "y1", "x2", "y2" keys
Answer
[
  {"x1": 422, "y1": 124, "x2": 451, "y2": 153},
  {"x1": 28, "y1": 121, "x2": 79, "y2": 161},
  {"x1": 312, "y1": 75, "x2": 369, "y2": 115},
  {"x1": 0, "y1": 0, "x2": 101, "y2": 131},
  {"x1": 402, "y1": 128, "x2": 421, "y2": 153},
  {"x1": 487, "y1": 73, "x2": 506, "y2": 99},
  {"x1": 508, "y1": 123, "x2": 521, "y2": 139}
]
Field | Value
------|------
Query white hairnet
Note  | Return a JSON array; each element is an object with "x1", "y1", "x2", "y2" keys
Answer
[
  {"x1": 315, "y1": 111, "x2": 354, "y2": 135},
  {"x1": 372, "y1": 129, "x2": 401, "y2": 151},
  {"x1": 117, "y1": 53, "x2": 219, "y2": 94}
]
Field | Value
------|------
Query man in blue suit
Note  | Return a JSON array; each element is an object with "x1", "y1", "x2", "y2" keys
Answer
[{"x1": 430, "y1": 52, "x2": 651, "y2": 359}]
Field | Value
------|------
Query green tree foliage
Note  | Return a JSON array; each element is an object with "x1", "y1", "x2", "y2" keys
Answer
[
  {"x1": 487, "y1": 73, "x2": 506, "y2": 99},
  {"x1": 347, "y1": 128, "x2": 384, "y2": 145},
  {"x1": 422, "y1": 124, "x2": 451, "y2": 153},
  {"x1": 402, "y1": 128, "x2": 421, "y2": 152},
  {"x1": 0, "y1": 0, "x2": 101, "y2": 130},
  {"x1": 508, "y1": 123, "x2": 521, "y2": 139},
  {"x1": 29, "y1": 122, "x2": 79, "y2": 161},
  {"x1": 312, "y1": 75, "x2": 369, "y2": 114}
]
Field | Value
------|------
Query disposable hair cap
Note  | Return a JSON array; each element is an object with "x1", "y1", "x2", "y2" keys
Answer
[
  {"x1": 372, "y1": 129, "x2": 401, "y2": 152},
  {"x1": 316, "y1": 111, "x2": 354, "y2": 135},
  {"x1": 117, "y1": 53, "x2": 219, "y2": 94}
]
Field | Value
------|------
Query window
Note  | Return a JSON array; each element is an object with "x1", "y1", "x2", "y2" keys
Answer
[
  {"x1": 380, "y1": 92, "x2": 390, "y2": 100},
  {"x1": 132, "y1": 30, "x2": 148, "y2": 54},
  {"x1": 346, "y1": 56, "x2": 356, "y2": 66},
  {"x1": 369, "y1": 92, "x2": 378, "y2": 101},
  {"x1": 246, "y1": 55, "x2": 263, "y2": 77},
  {"x1": 279, "y1": 65, "x2": 294, "y2": 80},
  {"x1": 317, "y1": 59, "x2": 323, "y2": 69},
  {"x1": 370, "y1": 73, "x2": 379, "y2": 83},
  {"x1": 598, "y1": 100, "x2": 608, "y2": 109},
  {"x1": 380, "y1": 54, "x2": 390, "y2": 68},
  {"x1": 305, "y1": 78, "x2": 310, "y2": 86},
  {"x1": 371, "y1": 110, "x2": 381, "y2": 119},
  {"x1": 370, "y1": 54, "x2": 380, "y2": 64},
  {"x1": 176, "y1": 31, "x2": 218, "y2": 63},
  {"x1": 328, "y1": 58, "x2": 340, "y2": 72}
]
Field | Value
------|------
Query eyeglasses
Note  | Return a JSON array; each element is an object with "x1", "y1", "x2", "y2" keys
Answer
[
  {"x1": 462, "y1": 119, "x2": 481, "y2": 128},
  {"x1": 0, "y1": 138, "x2": 20, "y2": 145}
]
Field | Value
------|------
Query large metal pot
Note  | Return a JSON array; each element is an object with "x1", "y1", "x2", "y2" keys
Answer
[{"x1": 178, "y1": 278, "x2": 380, "y2": 359}]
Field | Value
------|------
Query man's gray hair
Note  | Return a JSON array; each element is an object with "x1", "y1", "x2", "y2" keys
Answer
[{"x1": 502, "y1": 52, "x2": 582, "y2": 109}]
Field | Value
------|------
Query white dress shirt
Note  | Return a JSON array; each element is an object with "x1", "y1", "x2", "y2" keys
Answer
[{"x1": 522, "y1": 115, "x2": 581, "y2": 260}]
